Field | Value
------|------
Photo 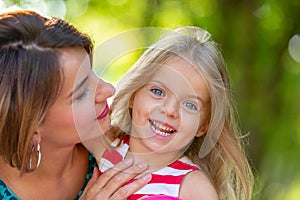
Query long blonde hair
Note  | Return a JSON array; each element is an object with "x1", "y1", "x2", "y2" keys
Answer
[{"x1": 111, "y1": 26, "x2": 253, "y2": 200}]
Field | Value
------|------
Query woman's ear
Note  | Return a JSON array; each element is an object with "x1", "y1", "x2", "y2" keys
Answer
[{"x1": 31, "y1": 131, "x2": 42, "y2": 145}]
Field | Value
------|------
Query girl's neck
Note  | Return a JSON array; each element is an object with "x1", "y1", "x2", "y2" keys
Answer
[
  {"x1": 127, "y1": 139, "x2": 184, "y2": 172},
  {"x1": 127, "y1": 151, "x2": 183, "y2": 173}
]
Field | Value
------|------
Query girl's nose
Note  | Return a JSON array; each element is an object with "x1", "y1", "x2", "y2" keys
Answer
[
  {"x1": 163, "y1": 97, "x2": 179, "y2": 118},
  {"x1": 95, "y1": 79, "x2": 115, "y2": 103}
]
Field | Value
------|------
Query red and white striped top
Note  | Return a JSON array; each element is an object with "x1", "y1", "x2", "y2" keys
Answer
[{"x1": 99, "y1": 135, "x2": 199, "y2": 200}]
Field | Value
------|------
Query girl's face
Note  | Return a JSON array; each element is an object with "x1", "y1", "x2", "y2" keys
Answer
[
  {"x1": 130, "y1": 57, "x2": 210, "y2": 155},
  {"x1": 37, "y1": 47, "x2": 115, "y2": 147}
]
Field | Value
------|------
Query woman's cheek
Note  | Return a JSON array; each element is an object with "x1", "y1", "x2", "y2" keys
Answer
[{"x1": 73, "y1": 101, "x2": 95, "y2": 126}]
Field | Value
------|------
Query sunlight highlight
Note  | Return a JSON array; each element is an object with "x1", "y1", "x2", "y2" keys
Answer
[{"x1": 288, "y1": 34, "x2": 300, "y2": 63}]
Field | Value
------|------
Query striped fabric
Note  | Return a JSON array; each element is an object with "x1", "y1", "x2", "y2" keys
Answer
[{"x1": 99, "y1": 135, "x2": 199, "y2": 200}]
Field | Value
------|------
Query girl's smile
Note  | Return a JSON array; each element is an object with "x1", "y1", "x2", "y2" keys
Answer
[{"x1": 149, "y1": 119, "x2": 176, "y2": 138}]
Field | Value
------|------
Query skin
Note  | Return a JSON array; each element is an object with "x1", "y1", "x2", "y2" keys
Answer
[
  {"x1": 0, "y1": 47, "x2": 150, "y2": 200},
  {"x1": 129, "y1": 57, "x2": 209, "y2": 165},
  {"x1": 127, "y1": 57, "x2": 218, "y2": 199},
  {"x1": 38, "y1": 47, "x2": 114, "y2": 147}
]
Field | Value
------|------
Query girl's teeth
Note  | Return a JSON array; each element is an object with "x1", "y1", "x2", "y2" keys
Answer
[
  {"x1": 151, "y1": 120, "x2": 175, "y2": 137},
  {"x1": 151, "y1": 125, "x2": 171, "y2": 136}
]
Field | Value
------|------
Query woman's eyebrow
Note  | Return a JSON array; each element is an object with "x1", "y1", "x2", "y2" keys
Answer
[{"x1": 68, "y1": 76, "x2": 89, "y2": 98}]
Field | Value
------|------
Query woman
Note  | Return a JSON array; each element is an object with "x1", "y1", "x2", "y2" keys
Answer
[{"x1": 0, "y1": 9, "x2": 150, "y2": 199}]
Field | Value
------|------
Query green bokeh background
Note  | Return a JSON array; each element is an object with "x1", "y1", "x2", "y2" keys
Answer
[{"x1": 1, "y1": 0, "x2": 300, "y2": 199}]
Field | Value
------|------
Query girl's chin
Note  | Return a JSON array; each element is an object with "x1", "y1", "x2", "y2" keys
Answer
[{"x1": 142, "y1": 138, "x2": 172, "y2": 152}]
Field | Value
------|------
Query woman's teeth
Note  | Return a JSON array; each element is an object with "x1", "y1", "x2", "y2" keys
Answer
[{"x1": 150, "y1": 120, "x2": 175, "y2": 137}]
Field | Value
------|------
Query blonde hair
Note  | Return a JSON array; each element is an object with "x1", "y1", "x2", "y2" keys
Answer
[{"x1": 111, "y1": 26, "x2": 253, "y2": 200}]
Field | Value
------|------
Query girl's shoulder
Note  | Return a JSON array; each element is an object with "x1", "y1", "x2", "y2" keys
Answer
[{"x1": 179, "y1": 170, "x2": 218, "y2": 200}]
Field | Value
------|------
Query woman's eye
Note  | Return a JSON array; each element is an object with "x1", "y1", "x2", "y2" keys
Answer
[
  {"x1": 183, "y1": 102, "x2": 198, "y2": 111},
  {"x1": 75, "y1": 89, "x2": 88, "y2": 101},
  {"x1": 151, "y1": 88, "x2": 164, "y2": 96}
]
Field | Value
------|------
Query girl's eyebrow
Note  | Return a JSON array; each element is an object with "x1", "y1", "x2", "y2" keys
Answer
[
  {"x1": 68, "y1": 76, "x2": 89, "y2": 98},
  {"x1": 149, "y1": 80, "x2": 206, "y2": 105},
  {"x1": 196, "y1": 96, "x2": 205, "y2": 106},
  {"x1": 185, "y1": 93, "x2": 205, "y2": 105},
  {"x1": 148, "y1": 80, "x2": 165, "y2": 85}
]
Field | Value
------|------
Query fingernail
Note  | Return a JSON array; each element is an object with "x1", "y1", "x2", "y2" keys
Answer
[
  {"x1": 142, "y1": 173, "x2": 152, "y2": 182},
  {"x1": 93, "y1": 167, "x2": 97, "y2": 173},
  {"x1": 92, "y1": 167, "x2": 99, "y2": 177},
  {"x1": 138, "y1": 161, "x2": 148, "y2": 169},
  {"x1": 124, "y1": 157, "x2": 133, "y2": 165}
]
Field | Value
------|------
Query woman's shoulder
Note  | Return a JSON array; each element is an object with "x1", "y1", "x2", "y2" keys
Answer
[
  {"x1": 0, "y1": 179, "x2": 20, "y2": 200},
  {"x1": 179, "y1": 170, "x2": 218, "y2": 200}
]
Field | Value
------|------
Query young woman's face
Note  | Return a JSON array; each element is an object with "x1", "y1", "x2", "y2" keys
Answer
[
  {"x1": 130, "y1": 57, "x2": 210, "y2": 155},
  {"x1": 38, "y1": 47, "x2": 115, "y2": 147}
]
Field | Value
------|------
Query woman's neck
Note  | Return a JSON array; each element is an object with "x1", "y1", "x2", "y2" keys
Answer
[
  {"x1": 0, "y1": 144, "x2": 89, "y2": 200},
  {"x1": 36, "y1": 143, "x2": 88, "y2": 178}
]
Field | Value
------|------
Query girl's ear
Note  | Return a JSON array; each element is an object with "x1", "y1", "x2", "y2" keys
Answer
[
  {"x1": 195, "y1": 122, "x2": 209, "y2": 137},
  {"x1": 129, "y1": 96, "x2": 134, "y2": 108}
]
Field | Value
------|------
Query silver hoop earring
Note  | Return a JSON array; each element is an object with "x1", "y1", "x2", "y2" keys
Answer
[{"x1": 29, "y1": 143, "x2": 41, "y2": 170}]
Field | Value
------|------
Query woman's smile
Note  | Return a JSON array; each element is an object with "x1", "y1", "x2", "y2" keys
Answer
[{"x1": 97, "y1": 103, "x2": 109, "y2": 120}]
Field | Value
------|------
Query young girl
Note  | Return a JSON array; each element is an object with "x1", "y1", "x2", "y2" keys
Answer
[{"x1": 94, "y1": 26, "x2": 254, "y2": 200}]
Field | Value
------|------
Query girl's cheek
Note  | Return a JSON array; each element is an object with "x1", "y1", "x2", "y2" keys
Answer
[{"x1": 183, "y1": 113, "x2": 201, "y2": 128}]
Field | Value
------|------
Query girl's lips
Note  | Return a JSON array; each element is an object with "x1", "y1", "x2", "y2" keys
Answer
[{"x1": 97, "y1": 104, "x2": 109, "y2": 120}]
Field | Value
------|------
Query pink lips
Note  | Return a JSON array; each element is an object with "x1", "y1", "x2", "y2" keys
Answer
[{"x1": 97, "y1": 104, "x2": 109, "y2": 120}]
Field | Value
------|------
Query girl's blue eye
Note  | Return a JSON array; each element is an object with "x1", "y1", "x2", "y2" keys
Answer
[
  {"x1": 183, "y1": 102, "x2": 198, "y2": 111},
  {"x1": 151, "y1": 88, "x2": 164, "y2": 96},
  {"x1": 75, "y1": 89, "x2": 88, "y2": 100}
]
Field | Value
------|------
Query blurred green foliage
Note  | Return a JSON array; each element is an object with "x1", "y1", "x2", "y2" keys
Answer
[{"x1": 1, "y1": 0, "x2": 300, "y2": 199}]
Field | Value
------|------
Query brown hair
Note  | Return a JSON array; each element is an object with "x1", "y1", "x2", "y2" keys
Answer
[{"x1": 0, "y1": 10, "x2": 93, "y2": 172}]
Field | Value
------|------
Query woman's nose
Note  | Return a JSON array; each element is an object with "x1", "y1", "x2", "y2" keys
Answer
[{"x1": 95, "y1": 79, "x2": 115, "y2": 103}]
